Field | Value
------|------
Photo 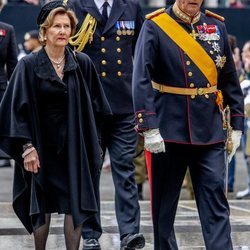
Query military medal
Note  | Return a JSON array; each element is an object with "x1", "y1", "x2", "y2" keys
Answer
[
  {"x1": 212, "y1": 42, "x2": 221, "y2": 53},
  {"x1": 125, "y1": 21, "x2": 132, "y2": 35},
  {"x1": 190, "y1": 29, "x2": 199, "y2": 40},
  {"x1": 197, "y1": 24, "x2": 220, "y2": 41},
  {"x1": 116, "y1": 21, "x2": 122, "y2": 35},
  {"x1": 131, "y1": 21, "x2": 135, "y2": 36},
  {"x1": 215, "y1": 55, "x2": 226, "y2": 69},
  {"x1": 120, "y1": 21, "x2": 126, "y2": 35}
]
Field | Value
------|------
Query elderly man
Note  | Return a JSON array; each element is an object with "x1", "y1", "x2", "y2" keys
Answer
[{"x1": 132, "y1": 0, "x2": 244, "y2": 249}]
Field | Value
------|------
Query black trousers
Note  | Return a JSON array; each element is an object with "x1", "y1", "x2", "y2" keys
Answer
[
  {"x1": 146, "y1": 142, "x2": 233, "y2": 250},
  {"x1": 82, "y1": 113, "x2": 140, "y2": 239}
]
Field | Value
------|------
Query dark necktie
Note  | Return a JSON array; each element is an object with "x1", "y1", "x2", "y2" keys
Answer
[{"x1": 102, "y1": 1, "x2": 109, "y2": 23}]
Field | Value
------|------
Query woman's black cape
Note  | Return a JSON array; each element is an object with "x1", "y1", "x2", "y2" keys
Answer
[{"x1": 0, "y1": 47, "x2": 112, "y2": 233}]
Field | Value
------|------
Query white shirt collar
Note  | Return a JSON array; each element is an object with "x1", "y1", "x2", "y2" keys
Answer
[{"x1": 94, "y1": 0, "x2": 113, "y2": 12}]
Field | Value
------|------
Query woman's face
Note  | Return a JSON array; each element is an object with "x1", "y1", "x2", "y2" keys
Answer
[
  {"x1": 176, "y1": 0, "x2": 203, "y2": 16},
  {"x1": 45, "y1": 13, "x2": 71, "y2": 48}
]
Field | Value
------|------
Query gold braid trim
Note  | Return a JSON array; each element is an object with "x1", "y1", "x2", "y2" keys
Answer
[{"x1": 69, "y1": 14, "x2": 97, "y2": 52}]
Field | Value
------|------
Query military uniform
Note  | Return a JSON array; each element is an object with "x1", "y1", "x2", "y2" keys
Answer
[
  {"x1": 132, "y1": 5, "x2": 244, "y2": 250},
  {"x1": 70, "y1": 0, "x2": 144, "y2": 242},
  {"x1": 0, "y1": 22, "x2": 17, "y2": 161}
]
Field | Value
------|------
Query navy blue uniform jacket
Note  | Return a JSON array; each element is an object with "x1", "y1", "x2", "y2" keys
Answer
[
  {"x1": 70, "y1": 0, "x2": 144, "y2": 114},
  {"x1": 132, "y1": 7, "x2": 244, "y2": 145}
]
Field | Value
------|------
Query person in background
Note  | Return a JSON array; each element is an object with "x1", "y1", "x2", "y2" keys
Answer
[
  {"x1": 236, "y1": 40, "x2": 250, "y2": 199},
  {"x1": 132, "y1": 0, "x2": 244, "y2": 249},
  {"x1": 0, "y1": 0, "x2": 18, "y2": 168},
  {"x1": 0, "y1": 1, "x2": 111, "y2": 249},
  {"x1": 69, "y1": 0, "x2": 145, "y2": 249},
  {"x1": 227, "y1": 34, "x2": 244, "y2": 193},
  {"x1": 24, "y1": 29, "x2": 42, "y2": 53}
]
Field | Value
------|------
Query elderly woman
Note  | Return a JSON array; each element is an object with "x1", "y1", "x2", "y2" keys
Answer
[{"x1": 0, "y1": 1, "x2": 111, "y2": 249}]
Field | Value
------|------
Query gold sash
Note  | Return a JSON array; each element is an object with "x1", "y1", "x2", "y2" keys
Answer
[{"x1": 151, "y1": 13, "x2": 218, "y2": 86}]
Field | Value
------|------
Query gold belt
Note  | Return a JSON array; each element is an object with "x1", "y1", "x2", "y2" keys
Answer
[{"x1": 152, "y1": 81, "x2": 217, "y2": 96}]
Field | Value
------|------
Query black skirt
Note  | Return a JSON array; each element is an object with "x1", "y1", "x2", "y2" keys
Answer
[{"x1": 42, "y1": 145, "x2": 71, "y2": 214}]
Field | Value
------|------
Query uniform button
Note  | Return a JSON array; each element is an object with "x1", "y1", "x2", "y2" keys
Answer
[
  {"x1": 207, "y1": 83, "x2": 210, "y2": 87},
  {"x1": 101, "y1": 60, "x2": 107, "y2": 65},
  {"x1": 117, "y1": 60, "x2": 122, "y2": 65},
  {"x1": 117, "y1": 48, "x2": 121, "y2": 53},
  {"x1": 64, "y1": 90, "x2": 68, "y2": 94},
  {"x1": 189, "y1": 83, "x2": 195, "y2": 88},
  {"x1": 186, "y1": 60, "x2": 191, "y2": 66},
  {"x1": 137, "y1": 113, "x2": 142, "y2": 118},
  {"x1": 205, "y1": 94, "x2": 209, "y2": 99},
  {"x1": 139, "y1": 118, "x2": 143, "y2": 123},
  {"x1": 210, "y1": 50, "x2": 214, "y2": 55},
  {"x1": 117, "y1": 71, "x2": 122, "y2": 76},
  {"x1": 188, "y1": 72, "x2": 193, "y2": 77},
  {"x1": 190, "y1": 95, "x2": 195, "y2": 99},
  {"x1": 101, "y1": 48, "x2": 106, "y2": 53},
  {"x1": 101, "y1": 36, "x2": 105, "y2": 42},
  {"x1": 101, "y1": 72, "x2": 106, "y2": 77},
  {"x1": 116, "y1": 36, "x2": 121, "y2": 42}
]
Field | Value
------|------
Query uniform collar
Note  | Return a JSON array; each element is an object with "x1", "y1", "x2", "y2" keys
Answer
[
  {"x1": 172, "y1": 2, "x2": 201, "y2": 24},
  {"x1": 94, "y1": 0, "x2": 113, "y2": 11}
]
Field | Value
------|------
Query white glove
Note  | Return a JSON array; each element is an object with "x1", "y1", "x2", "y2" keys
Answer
[
  {"x1": 143, "y1": 128, "x2": 165, "y2": 153},
  {"x1": 228, "y1": 130, "x2": 242, "y2": 162}
]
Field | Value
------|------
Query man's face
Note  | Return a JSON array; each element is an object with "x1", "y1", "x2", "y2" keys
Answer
[{"x1": 176, "y1": 0, "x2": 203, "y2": 16}]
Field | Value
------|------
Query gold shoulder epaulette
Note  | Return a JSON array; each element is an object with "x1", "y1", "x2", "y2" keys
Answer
[
  {"x1": 205, "y1": 10, "x2": 225, "y2": 22},
  {"x1": 145, "y1": 8, "x2": 165, "y2": 20}
]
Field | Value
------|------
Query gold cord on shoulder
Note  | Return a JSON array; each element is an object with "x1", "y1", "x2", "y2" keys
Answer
[{"x1": 69, "y1": 14, "x2": 97, "y2": 52}]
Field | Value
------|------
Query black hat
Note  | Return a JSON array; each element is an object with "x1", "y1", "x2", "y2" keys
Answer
[
  {"x1": 24, "y1": 30, "x2": 39, "y2": 41},
  {"x1": 37, "y1": 0, "x2": 68, "y2": 26}
]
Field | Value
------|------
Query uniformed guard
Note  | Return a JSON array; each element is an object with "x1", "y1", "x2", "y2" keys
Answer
[
  {"x1": 0, "y1": 16, "x2": 17, "y2": 167},
  {"x1": 68, "y1": 0, "x2": 145, "y2": 249},
  {"x1": 132, "y1": 0, "x2": 244, "y2": 249}
]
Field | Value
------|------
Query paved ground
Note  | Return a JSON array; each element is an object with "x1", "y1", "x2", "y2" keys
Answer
[{"x1": 0, "y1": 151, "x2": 250, "y2": 249}]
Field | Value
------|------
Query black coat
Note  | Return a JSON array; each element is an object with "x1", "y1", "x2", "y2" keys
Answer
[
  {"x1": 0, "y1": 47, "x2": 112, "y2": 233},
  {"x1": 0, "y1": 21, "x2": 17, "y2": 87},
  {"x1": 70, "y1": 0, "x2": 144, "y2": 114},
  {"x1": 0, "y1": 22, "x2": 17, "y2": 158}
]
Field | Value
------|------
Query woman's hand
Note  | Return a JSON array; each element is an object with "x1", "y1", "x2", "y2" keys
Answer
[{"x1": 23, "y1": 149, "x2": 40, "y2": 173}]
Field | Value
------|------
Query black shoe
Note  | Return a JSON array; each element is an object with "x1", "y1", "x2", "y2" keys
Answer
[
  {"x1": 83, "y1": 239, "x2": 101, "y2": 250},
  {"x1": 120, "y1": 233, "x2": 145, "y2": 250},
  {"x1": 0, "y1": 159, "x2": 11, "y2": 167}
]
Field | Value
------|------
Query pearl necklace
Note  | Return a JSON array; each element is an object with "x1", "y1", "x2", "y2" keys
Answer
[{"x1": 49, "y1": 55, "x2": 65, "y2": 70}]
